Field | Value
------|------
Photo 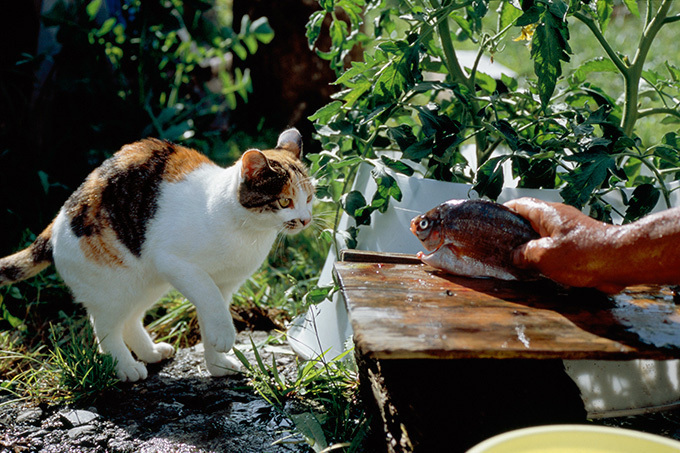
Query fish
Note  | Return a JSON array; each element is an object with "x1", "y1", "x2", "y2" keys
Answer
[{"x1": 410, "y1": 199, "x2": 540, "y2": 280}]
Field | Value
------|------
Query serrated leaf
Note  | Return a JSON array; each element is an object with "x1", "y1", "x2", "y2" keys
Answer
[
  {"x1": 403, "y1": 138, "x2": 434, "y2": 160},
  {"x1": 475, "y1": 71, "x2": 497, "y2": 93},
  {"x1": 531, "y1": 1, "x2": 571, "y2": 106},
  {"x1": 516, "y1": 4, "x2": 543, "y2": 27},
  {"x1": 308, "y1": 101, "x2": 342, "y2": 122},
  {"x1": 665, "y1": 61, "x2": 680, "y2": 83},
  {"x1": 560, "y1": 153, "x2": 615, "y2": 209}
]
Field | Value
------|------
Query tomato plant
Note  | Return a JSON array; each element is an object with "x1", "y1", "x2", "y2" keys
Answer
[{"x1": 306, "y1": 0, "x2": 680, "y2": 250}]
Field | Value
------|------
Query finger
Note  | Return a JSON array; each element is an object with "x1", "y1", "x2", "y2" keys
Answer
[
  {"x1": 511, "y1": 237, "x2": 553, "y2": 269},
  {"x1": 505, "y1": 198, "x2": 560, "y2": 237}
]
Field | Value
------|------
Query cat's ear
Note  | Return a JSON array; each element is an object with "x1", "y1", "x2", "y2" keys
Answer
[
  {"x1": 241, "y1": 149, "x2": 270, "y2": 180},
  {"x1": 275, "y1": 128, "x2": 303, "y2": 159}
]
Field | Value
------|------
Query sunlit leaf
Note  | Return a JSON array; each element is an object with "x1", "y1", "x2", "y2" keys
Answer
[{"x1": 530, "y1": 1, "x2": 571, "y2": 106}]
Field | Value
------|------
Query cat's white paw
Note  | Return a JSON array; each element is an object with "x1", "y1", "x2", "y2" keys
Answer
[
  {"x1": 141, "y1": 342, "x2": 175, "y2": 364},
  {"x1": 205, "y1": 329, "x2": 235, "y2": 353},
  {"x1": 116, "y1": 361, "x2": 148, "y2": 382},
  {"x1": 205, "y1": 353, "x2": 241, "y2": 377}
]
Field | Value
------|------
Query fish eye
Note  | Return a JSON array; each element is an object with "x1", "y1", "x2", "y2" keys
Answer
[
  {"x1": 278, "y1": 198, "x2": 292, "y2": 208},
  {"x1": 419, "y1": 219, "x2": 429, "y2": 230}
]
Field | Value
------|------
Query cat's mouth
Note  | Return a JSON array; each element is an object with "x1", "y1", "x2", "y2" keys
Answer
[{"x1": 284, "y1": 218, "x2": 311, "y2": 233}]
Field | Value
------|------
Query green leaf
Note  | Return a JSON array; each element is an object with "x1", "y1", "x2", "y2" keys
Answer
[
  {"x1": 473, "y1": 155, "x2": 506, "y2": 200},
  {"x1": 530, "y1": 1, "x2": 571, "y2": 106},
  {"x1": 304, "y1": 285, "x2": 336, "y2": 305},
  {"x1": 624, "y1": 184, "x2": 660, "y2": 223},
  {"x1": 596, "y1": 0, "x2": 614, "y2": 33},
  {"x1": 516, "y1": 4, "x2": 543, "y2": 27},
  {"x1": 622, "y1": 0, "x2": 640, "y2": 18},
  {"x1": 403, "y1": 138, "x2": 435, "y2": 160},
  {"x1": 96, "y1": 17, "x2": 117, "y2": 36},
  {"x1": 250, "y1": 17, "x2": 274, "y2": 44},
  {"x1": 308, "y1": 100, "x2": 342, "y2": 122},
  {"x1": 306, "y1": 11, "x2": 326, "y2": 49},
  {"x1": 474, "y1": 71, "x2": 497, "y2": 93},
  {"x1": 571, "y1": 57, "x2": 618, "y2": 84},
  {"x1": 342, "y1": 190, "x2": 368, "y2": 218},
  {"x1": 499, "y1": 1, "x2": 523, "y2": 30},
  {"x1": 86, "y1": 0, "x2": 101, "y2": 20},
  {"x1": 379, "y1": 155, "x2": 415, "y2": 176},
  {"x1": 288, "y1": 412, "x2": 329, "y2": 452},
  {"x1": 560, "y1": 153, "x2": 615, "y2": 209},
  {"x1": 666, "y1": 61, "x2": 680, "y2": 83}
]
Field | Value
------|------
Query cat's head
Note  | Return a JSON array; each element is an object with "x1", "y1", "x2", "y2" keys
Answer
[{"x1": 238, "y1": 128, "x2": 313, "y2": 234}]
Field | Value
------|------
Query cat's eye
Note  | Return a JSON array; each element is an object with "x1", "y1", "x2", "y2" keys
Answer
[
  {"x1": 419, "y1": 219, "x2": 429, "y2": 230},
  {"x1": 278, "y1": 198, "x2": 292, "y2": 208}
]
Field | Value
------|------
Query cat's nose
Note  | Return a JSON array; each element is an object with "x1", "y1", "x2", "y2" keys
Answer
[{"x1": 300, "y1": 217, "x2": 311, "y2": 227}]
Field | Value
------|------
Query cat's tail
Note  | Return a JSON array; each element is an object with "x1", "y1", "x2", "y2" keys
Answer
[{"x1": 0, "y1": 222, "x2": 54, "y2": 286}]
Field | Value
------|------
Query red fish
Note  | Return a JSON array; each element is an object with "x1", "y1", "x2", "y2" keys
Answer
[{"x1": 410, "y1": 199, "x2": 539, "y2": 280}]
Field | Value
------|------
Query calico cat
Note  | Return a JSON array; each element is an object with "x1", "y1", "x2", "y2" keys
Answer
[{"x1": 0, "y1": 128, "x2": 313, "y2": 382}]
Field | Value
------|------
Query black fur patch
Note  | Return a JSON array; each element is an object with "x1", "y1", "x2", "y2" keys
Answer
[
  {"x1": 238, "y1": 160, "x2": 289, "y2": 210},
  {"x1": 0, "y1": 265, "x2": 24, "y2": 282},
  {"x1": 66, "y1": 141, "x2": 175, "y2": 257},
  {"x1": 100, "y1": 146, "x2": 171, "y2": 257},
  {"x1": 31, "y1": 233, "x2": 54, "y2": 264}
]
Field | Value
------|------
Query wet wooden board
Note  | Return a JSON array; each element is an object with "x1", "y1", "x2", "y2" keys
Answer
[{"x1": 334, "y1": 251, "x2": 680, "y2": 361}]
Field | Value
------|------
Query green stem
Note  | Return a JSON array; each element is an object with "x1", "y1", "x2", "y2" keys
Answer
[
  {"x1": 620, "y1": 151, "x2": 672, "y2": 208},
  {"x1": 429, "y1": 1, "x2": 487, "y2": 164},
  {"x1": 573, "y1": 12, "x2": 627, "y2": 74},
  {"x1": 622, "y1": 0, "x2": 673, "y2": 136},
  {"x1": 638, "y1": 107, "x2": 680, "y2": 120}
]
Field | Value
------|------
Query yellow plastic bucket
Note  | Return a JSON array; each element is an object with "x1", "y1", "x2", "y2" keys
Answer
[{"x1": 467, "y1": 425, "x2": 680, "y2": 453}]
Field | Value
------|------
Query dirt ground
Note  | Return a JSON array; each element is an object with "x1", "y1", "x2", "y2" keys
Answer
[{"x1": 0, "y1": 331, "x2": 309, "y2": 453}]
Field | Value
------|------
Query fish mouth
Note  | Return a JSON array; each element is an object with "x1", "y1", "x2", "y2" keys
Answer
[{"x1": 420, "y1": 239, "x2": 450, "y2": 258}]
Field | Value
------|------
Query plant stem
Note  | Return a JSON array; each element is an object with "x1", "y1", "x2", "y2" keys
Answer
[
  {"x1": 620, "y1": 151, "x2": 672, "y2": 208},
  {"x1": 429, "y1": 1, "x2": 487, "y2": 165},
  {"x1": 638, "y1": 107, "x2": 680, "y2": 120},
  {"x1": 621, "y1": 0, "x2": 673, "y2": 136},
  {"x1": 573, "y1": 12, "x2": 627, "y2": 74}
]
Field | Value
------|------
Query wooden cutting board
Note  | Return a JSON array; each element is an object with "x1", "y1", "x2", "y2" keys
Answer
[{"x1": 335, "y1": 250, "x2": 680, "y2": 361}]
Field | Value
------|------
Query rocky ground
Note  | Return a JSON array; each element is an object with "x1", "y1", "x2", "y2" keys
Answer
[
  {"x1": 4, "y1": 328, "x2": 680, "y2": 453},
  {"x1": 0, "y1": 331, "x2": 309, "y2": 453}
]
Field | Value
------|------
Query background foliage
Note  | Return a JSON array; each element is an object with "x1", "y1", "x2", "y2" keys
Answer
[
  {"x1": 0, "y1": 0, "x2": 273, "y2": 254},
  {"x1": 307, "y1": 0, "x2": 680, "y2": 252}
]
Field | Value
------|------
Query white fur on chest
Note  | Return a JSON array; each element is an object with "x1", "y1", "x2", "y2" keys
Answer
[{"x1": 145, "y1": 164, "x2": 277, "y2": 280}]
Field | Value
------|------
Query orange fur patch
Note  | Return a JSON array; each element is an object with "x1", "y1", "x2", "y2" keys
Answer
[
  {"x1": 163, "y1": 145, "x2": 213, "y2": 183},
  {"x1": 81, "y1": 228, "x2": 125, "y2": 267}
]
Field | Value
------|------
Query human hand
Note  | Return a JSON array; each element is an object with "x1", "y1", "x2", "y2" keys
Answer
[{"x1": 504, "y1": 197, "x2": 624, "y2": 293}]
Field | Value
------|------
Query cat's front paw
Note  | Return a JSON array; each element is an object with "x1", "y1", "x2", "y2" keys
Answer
[
  {"x1": 205, "y1": 352, "x2": 241, "y2": 377},
  {"x1": 116, "y1": 361, "x2": 148, "y2": 382},
  {"x1": 205, "y1": 329, "x2": 236, "y2": 353},
  {"x1": 141, "y1": 342, "x2": 175, "y2": 364}
]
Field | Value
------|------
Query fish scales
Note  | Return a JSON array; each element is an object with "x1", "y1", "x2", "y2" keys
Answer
[{"x1": 410, "y1": 199, "x2": 539, "y2": 280}]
